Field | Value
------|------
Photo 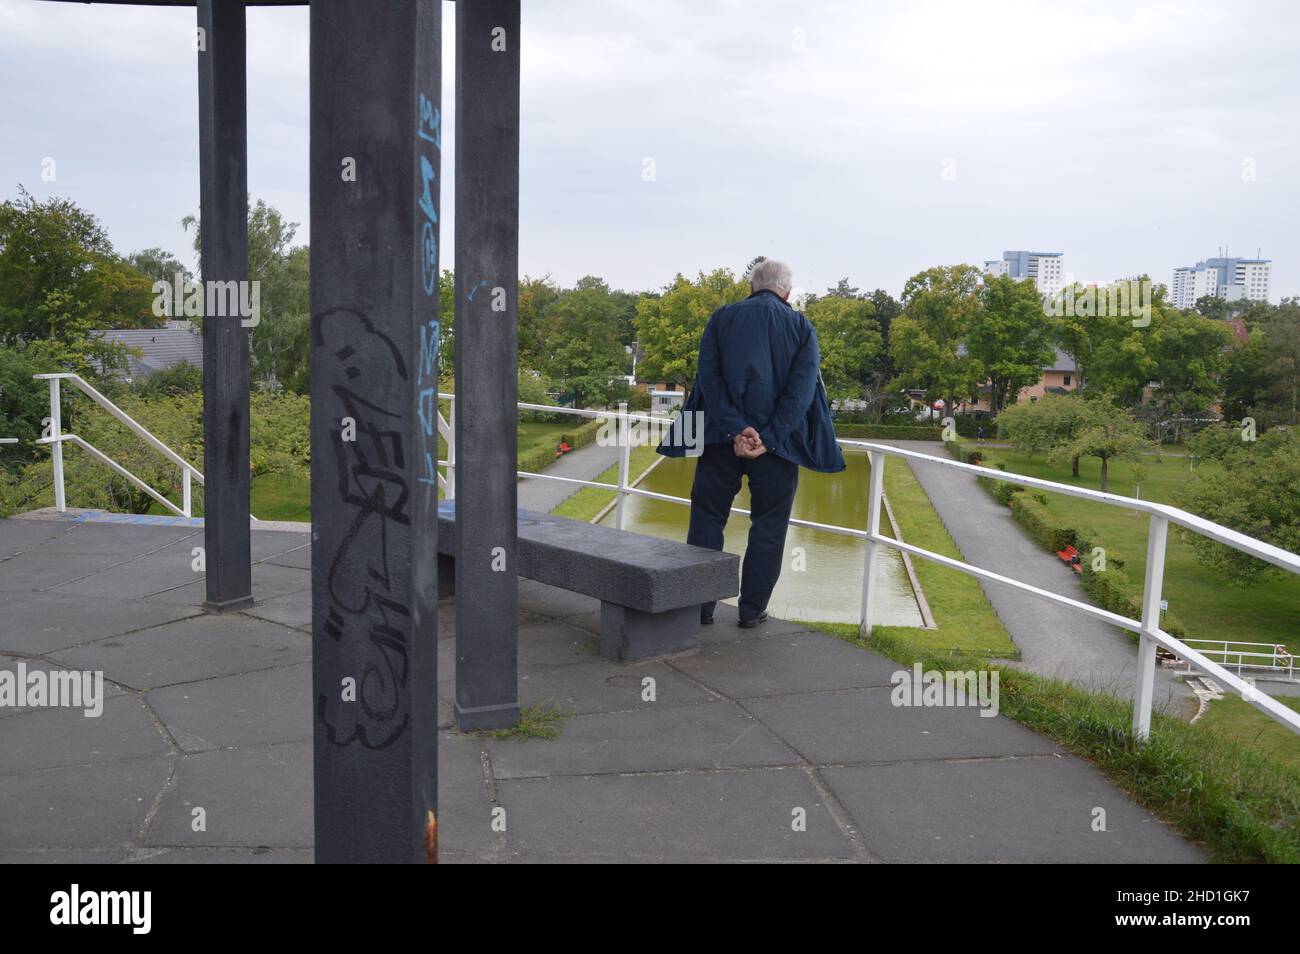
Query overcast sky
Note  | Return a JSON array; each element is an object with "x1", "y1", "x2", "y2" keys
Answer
[{"x1": 2, "y1": 0, "x2": 1297, "y2": 302}]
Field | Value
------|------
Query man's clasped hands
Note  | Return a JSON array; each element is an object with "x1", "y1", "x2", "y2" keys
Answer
[{"x1": 733, "y1": 426, "x2": 768, "y2": 459}]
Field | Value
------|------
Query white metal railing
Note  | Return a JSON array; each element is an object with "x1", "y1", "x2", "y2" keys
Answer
[
  {"x1": 35, "y1": 373, "x2": 204, "y2": 518},
  {"x1": 1180, "y1": 639, "x2": 1296, "y2": 680},
  {"x1": 435, "y1": 393, "x2": 1300, "y2": 742}
]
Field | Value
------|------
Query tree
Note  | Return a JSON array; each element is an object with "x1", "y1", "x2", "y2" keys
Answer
[
  {"x1": 825, "y1": 277, "x2": 860, "y2": 299},
  {"x1": 865, "y1": 288, "x2": 901, "y2": 378},
  {"x1": 1262, "y1": 299, "x2": 1300, "y2": 425},
  {"x1": 127, "y1": 247, "x2": 192, "y2": 288},
  {"x1": 543, "y1": 286, "x2": 630, "y2": 407},
  {"x1": 1146, "y1": 308, "x2": 1231, "y2": 442},
  {"x1": 1046, "y1": 400, "x2": 1152, "y2": 492},
  {"x1": 1054, "y1": 282, "x2": 1156, "y2": 402},
  {"x1": 804, "y1": 295, "x2": 882, "y2": 402},
  {"x1": 1177, "y1": 429, "x2": 1300, "y2": 584},
  {"x1": 518, "y1": 274, "x2": 562, "y2": 371},
  {"x1": 996, "y1": 393, "x2": 1096, "y2": 476},
  {"x1": 634, "y1": 268, "x2": 749, "y2": 387},
  {"x1": 890, "y1": 264, "x2": 982, "y2": 411},
  {"x1": 182, "y1": 198, "x2": 313, "y2": 391},
  {"x1": 0, "y1": 187, "x2": 156, "y2": 371},
  {"x1": 968, "y1": 274, "x2": 1055, "y2": 414}
]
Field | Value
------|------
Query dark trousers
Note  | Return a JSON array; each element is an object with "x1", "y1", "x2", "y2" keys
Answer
[{"x1": 687, "y1": 442, "x2": 799, "y2": 622}]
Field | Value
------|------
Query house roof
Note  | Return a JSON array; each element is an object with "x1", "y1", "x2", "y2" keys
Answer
[{"x1": 96, "y1": 328, "x2": 203, "y2": 377}]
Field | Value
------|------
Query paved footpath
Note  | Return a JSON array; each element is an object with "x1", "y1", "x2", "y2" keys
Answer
[
  {"x1": 884, "y1": 441, "x2": 1191, "y2": 709},
  {"x1": 517, "y1": 437, "x2": 623, "y2": 513},
  {"x1": 0, "y1": 513, "x2": 1201, "y2": 862}
]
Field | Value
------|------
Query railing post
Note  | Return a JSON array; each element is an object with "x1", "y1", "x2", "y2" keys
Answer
[
  {"x1": 859, "y1": 450, "x2": 886, "y2": 639},
  {"x1": 1133, "y1": 513, "x2": 1168, "y2": 740},
  {"x1": 446, "y1": 396, "x2": 456, "y2": 499},
  {"x1": 614, "y1": 403, "x2": 631, "y2": 530},
  {"x1": 182, "y1": 466, "x2": 192, "y2": 517},
  {"x1": 48, "y1": 377, "x2": 65, "y2": 513}
]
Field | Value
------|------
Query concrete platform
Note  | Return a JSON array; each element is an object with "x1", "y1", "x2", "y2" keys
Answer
[{"x1": 0, "y1": 514, "x2": 1202, "y2": 863}]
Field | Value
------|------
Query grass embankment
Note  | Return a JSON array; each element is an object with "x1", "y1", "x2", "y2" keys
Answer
[
  {"x1": 871, "y1": 454, "x2": 1017, "y2": 657},
  {"x1": 550, "y1": 444, "x2": 660, "y2": 522},
  {"x1": 952, "y1": 440, "x2": 1300, "y2": 656}
]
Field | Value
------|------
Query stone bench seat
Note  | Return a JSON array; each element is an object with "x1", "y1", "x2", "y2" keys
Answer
[{"x1": 436, "y1": 501, "x2": 738, "y2": 662}]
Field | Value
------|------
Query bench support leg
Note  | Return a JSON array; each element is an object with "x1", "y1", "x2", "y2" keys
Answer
[{"x1": 600, "y1": 603, "x2": 700, "y2": 663}]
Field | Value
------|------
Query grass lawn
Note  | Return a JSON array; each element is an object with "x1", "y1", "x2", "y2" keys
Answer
[
  {"x1": 550, "y1": 444, "x2": 660, "y2": 522},
  {"x1": 957, "y1": 441, "x2": 1300, "y2": 657},
  {"x1": 872, "y1": 456, "x2": 1018, "y2": 657},
  {"x1": 1197, "y1": 695, "x2": 1300, "y2": 770},
  {"x1": 517, "y1": 421, "x2": 577, "y2": 468}
]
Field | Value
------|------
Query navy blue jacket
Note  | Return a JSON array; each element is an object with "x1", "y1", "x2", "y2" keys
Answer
[{"x1": 657, "y1": 290, "x2": 846, "y2": 473}]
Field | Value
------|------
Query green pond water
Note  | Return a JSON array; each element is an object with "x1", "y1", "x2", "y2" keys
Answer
[{"x1": 599, "y1": 450, "x2": 924, "y2": 626}]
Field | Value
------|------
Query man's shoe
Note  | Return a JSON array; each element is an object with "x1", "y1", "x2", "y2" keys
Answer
[
  {"x1": 700, "y1": 614, "x2": 714, "y2": 625},
  {"x1": 738, "y1": 611, "x2": 768, "y2": 629}
]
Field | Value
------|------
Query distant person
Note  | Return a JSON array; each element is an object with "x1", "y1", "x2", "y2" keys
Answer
[
  {"x1": 657, "y1": 258, "x2": 845, "y2": 627},
  {"x1": 977, "y1": 424, "x2": 985, "y2": 444}
]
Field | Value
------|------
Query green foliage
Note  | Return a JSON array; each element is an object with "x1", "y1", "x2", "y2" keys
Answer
[
  {"x1": 128, "y1": 359, "x2": 202, "y2": 399},
  {"x1": 0, "y1": 188, "x2": 155, "y2": 373},
  {"x1": 0, "y1": 340, "x2": 68, "y2": 463},
  {"x1": 634, "y1": 269, "x2": 749, "y2": 386},
  {"x1": 804, "y1": 295, "x2": 883, "y2": 401},
  {"x1": 968, "y1": 274, "x2": 1055, "y2": 413},
  {"x1": 1042, "y1": 399, "x2": 1152, "y2": 492},
  {"x1": 1176, "y1": 429, "x2": 1300, "y2": 584},
  {"x1": 541, "y1": 286, "x2": 631, "y2": 408},
  {"x1": 889, "y1": 264, "x2": 984, "y2": 407},
  {"x1": 832, "y1": 422, "x2": 942, "y2": 440},
  {"x1": 517, "y1": 418, "x2": 602, "y2": 475}
]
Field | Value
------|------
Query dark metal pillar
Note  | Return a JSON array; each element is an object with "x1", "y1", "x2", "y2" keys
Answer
[
  {"x1": 454, "y1": 0, "x2": 522, "y2": 731},
  {"x1": 197, "y1": 0, "x2": 252, "y2": 612},
  {"x1": 309, "y1": 0, "x2": 443, "y2": 863}
]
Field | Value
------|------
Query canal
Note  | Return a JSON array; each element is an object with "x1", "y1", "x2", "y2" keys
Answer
[{"x1": 598, "y1": 449, "x2": 925, "y2": 626}]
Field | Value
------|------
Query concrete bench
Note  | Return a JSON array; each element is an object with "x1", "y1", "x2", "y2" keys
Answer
[{"x1": 436, "y1": 501, "x2": 738, "y2": 662}]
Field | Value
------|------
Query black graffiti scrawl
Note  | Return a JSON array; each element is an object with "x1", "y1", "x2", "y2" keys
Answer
[{"x1": 313, "y1": 306, "x2": 412, "y2": 750}]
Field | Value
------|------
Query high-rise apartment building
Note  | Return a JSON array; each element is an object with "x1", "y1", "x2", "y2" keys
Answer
[
  {"x1": 1170, "y1": 256, "x2": 1271, "y2": 310},
  {"x1": 982, "y1": 250, "x2": 1065, "y2": 299}
]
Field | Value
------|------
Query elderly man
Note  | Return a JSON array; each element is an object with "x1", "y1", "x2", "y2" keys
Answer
[{"x1": 657, "y1": 258, "x2": 845, "y2": 627}]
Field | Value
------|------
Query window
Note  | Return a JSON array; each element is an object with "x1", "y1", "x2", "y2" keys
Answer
[{"x1": 1063, "y1": 374, "x2": 1071, "y2": 386}]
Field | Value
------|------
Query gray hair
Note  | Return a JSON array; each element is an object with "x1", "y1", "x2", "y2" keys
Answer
[{"x1": 749, "y1": 258, "x2": 793, "y2": 298}]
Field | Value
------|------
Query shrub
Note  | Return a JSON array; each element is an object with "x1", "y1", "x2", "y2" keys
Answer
[{"x1": 834, "y1": 423, "x2": 943, "y2": 440}]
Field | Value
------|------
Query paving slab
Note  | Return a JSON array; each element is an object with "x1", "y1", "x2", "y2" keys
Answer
[
  {"x1": 0, "y1": 755, "x2": 172, "y2": 850},
  {"x1": 436, "y1": 731, "x2": 498, "y2": 860},
  {"x1": 145, "y1": 662, "x2": 312, "y2": 753},
  {"x1": 0, "y1": 652, "x2": 127, "y2": 717},
  {"x1": 0, "y1": 693, "x2": 167, "y2": 771},
  {"x1": 669, "y1": 631, "x2": 900, "y2": 698},
  {"x1": 144, "y1": 561, "x2": 309, "y2": 606},
  {"x1": 488, "y1": 701, "x2": 799, "y2": 778},
  {"x1": 145, "y1": 742, "x2": 312, "y2": 849},
  {"x1": 240, "y1": 588, "x2": 312, "y2": 630},
  {"x1": 51, "y1": 613, "x2": 310, "y2": 690},
  {"x1": 742, "y1": 686, "x2": 1061, "y2": 765},
  {"x1": 823, "y1": 756, "x2": 1204, "y2": 863},
  {"x1": 494, "y1": 767, "x2": 857, "y2": 862},
  {"x1": 517, "y1": 658, "x2": 715, "y2": 715},
  {"x1": 0, "y1": 591, "x2": 201, "y2": 656}
]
